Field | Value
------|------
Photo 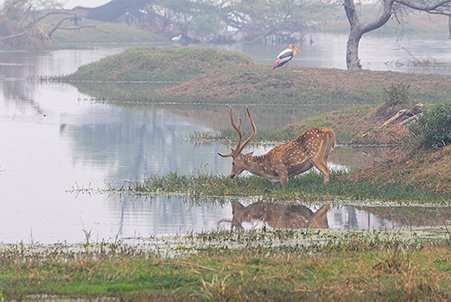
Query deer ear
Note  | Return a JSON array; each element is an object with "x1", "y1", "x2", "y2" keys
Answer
[{"x1": 245, "y1": 151, "x2": 254, "y2": 157}]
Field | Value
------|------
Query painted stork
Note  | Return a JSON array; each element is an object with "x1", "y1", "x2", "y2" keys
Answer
[{"x1": 273, "y1": 44, "x2": 302, "y2": 69}]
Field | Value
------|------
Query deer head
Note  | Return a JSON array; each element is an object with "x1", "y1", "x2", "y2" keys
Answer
[
  {"x1": 218, "y1": 107, "x2": 257, "y2": 179},
  {"x1": 218, "y1": 107, "x2": 336, "y2": 185}
]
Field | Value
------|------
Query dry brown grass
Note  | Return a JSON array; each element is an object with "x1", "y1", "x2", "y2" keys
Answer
[
  {"x1": 347, "y1": 145, "x2": 451, "y2": 194},
  {"x1": 164, "y1": 66, "x2": 451, "y2": 105},
  {"x1": 296, "y1": 105, "x2": 413, "y2": 145}
]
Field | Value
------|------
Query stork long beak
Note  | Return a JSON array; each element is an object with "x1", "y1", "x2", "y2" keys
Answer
[
  {"x1": 290, "y1": 45, "x2": 302, "y2": 55},
  {"x1": 294, "y1": 46, "x2": 303, "y2": 55}
]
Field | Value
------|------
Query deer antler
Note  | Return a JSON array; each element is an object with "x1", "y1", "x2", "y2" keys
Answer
[
  {"x1": 218, "y1": 107, "x2": 257, "y2": 158},
  {"x1": 230, "y1": 107, "x2": 243, "y2": 154},
  {"x1": 236, "y1": 107, "x2": 257, "y2": 155}
]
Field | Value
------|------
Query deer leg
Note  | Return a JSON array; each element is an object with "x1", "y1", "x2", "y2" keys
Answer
[
  {"x1": 312, "y1": 160, "x2": 330, "y2": 184},
  {"x1": 278, "y1": 170, "x2": 289, "y2": 185}
]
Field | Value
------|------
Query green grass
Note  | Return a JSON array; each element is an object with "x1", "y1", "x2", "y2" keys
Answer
[
  {"x1": 0, "y1": 236, "x2": 449, "y2": 300},
  {"x1": 117, "y1": 172, "x2": 448, "y2": 204},
  {"x1": 65, "y1": 46, "x2": 254, "y2": 82}
]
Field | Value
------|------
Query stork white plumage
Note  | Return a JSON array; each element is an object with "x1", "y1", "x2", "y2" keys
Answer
[{"x1": 273, "y1": 44, "x2": 302, "y2": 69}]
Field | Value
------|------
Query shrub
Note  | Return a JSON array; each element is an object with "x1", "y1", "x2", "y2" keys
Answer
[
  {"x1": 376, "y1": 83, "x2": 413, "y2": 119},
  {"x1": 383, "y1": 83, "x2": 411, "y2": 107},
  {"x1": 409, "y1": 103, "x2": 451, "y2": 149}
]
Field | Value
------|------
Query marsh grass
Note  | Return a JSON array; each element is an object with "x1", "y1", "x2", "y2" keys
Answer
[
  {"x1": 0, "y1": 231, "x2": 449, "y2": 300},
  {"x1": 118, "y1": 172, "x2": 447, "y2": 203}
]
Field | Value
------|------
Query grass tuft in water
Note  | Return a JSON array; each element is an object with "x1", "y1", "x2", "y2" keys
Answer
[{"x1": 118, "y1": 172, "x2": 447, "y2": 204}]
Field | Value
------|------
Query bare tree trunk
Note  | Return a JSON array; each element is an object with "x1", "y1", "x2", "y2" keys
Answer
[
  {"x1": 343, "y1": 0, "x2": 451, "y2": 70},
  {"x1": 346, "y1": 30, "x2": 362, "y2": 70},
  {"x1": 449, "y1": 15, "x2": 451, "y2": 38},
  {"x1": 343, "y1": 0, "x2": 392, "y2": 71},
  {"x1": 344, "y1": 0, "x2": 360, "y2": 70}
]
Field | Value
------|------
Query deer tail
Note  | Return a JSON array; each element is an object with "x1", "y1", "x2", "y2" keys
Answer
[
  {"x1": 328, "y1": 129, "x2": 336, "y2": 151},
  {"x1": 323, "y1": 129, "x2": 335, "y2": 163}
]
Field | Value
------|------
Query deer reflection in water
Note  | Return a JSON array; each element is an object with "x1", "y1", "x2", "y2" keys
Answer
[{"x1": 220, "y1": 201, "x2": 330, "y2": 230}]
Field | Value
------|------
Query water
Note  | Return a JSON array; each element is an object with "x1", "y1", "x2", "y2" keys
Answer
[
  {"x1": 1, "y1": 35, "x2": 450, "y2": 243},
  {"x1": 227, "y1": 32, "x2": 451, "y2": 74}
]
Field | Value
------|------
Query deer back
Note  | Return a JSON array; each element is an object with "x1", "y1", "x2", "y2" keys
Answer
[
  {"x1": 263, "y1": 128, "x2": 335, "y2": 171},
  {"x1": 295, "y1": 127, "x2": 335, "y2": 160}
]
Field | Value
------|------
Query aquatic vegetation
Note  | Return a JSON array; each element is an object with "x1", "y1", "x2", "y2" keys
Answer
[{"x1": 115, "y1": 172, "x2": 448, "y2": 204}]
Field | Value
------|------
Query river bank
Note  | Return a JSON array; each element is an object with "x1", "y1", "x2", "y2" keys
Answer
[{"x1": 1, "y1": 230, "x2": 449, "y2": 300}]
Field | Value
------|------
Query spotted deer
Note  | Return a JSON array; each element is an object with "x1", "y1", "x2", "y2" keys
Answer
[
  {"x1": 225, "y1": 201, "x2": 330, "y2": 230},
  {"x1": 218, "y1": 107, "x2": 336, "y2": 184}
]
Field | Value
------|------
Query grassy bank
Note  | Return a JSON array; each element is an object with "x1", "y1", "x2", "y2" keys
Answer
[
  {"x1": 116, "y1": 172, "x2": 449, "y2": 204},
  {"x1": 0, "y1": 232, "x2": 449, "y2": 300}
]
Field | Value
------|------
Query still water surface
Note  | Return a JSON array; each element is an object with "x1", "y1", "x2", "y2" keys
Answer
[{"x1": 0, "y1": 35, "x2": 450, "y2": 243}]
